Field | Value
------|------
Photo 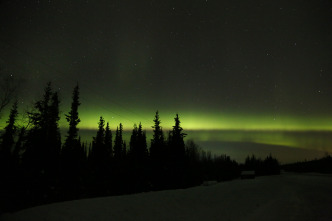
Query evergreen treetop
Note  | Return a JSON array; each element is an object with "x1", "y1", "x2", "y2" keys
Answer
[
  {"x1": 114, "y1": 123, "x2": 125, "y2": 159},
  {"x1": 65, "y1": 84, "x2": 80, "y2": 142},
  {"x1": 151, "y1": 111, "x2": 164, "y2": 146},
  {"x1": 105, "y1": 122, "x2": 112, "y2": 157},
  {"x1": 94, "y1": 116, "x2": 105, "y2": 146}
]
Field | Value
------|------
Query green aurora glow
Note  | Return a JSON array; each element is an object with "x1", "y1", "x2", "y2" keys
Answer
[
  {"x1": 73, "y1": 108, "x2": 332, "y2": 131},
  {"x1": 60, "y1": 108, "x2": 332, "y2": 155},
  {"x1": 1, "y1": 1, "x2": 332, "y2": 163},
  {"x1": 1, "y1": 105, "x2": 332, "y2": 163}
]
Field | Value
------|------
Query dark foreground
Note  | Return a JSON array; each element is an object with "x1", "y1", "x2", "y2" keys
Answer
[{"x1": 1, "y1": 173, "x2": 332, "y2": 221}]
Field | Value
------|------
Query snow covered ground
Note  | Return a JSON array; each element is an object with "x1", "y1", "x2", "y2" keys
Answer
[{"x1": 1, "y1": 173, "x2": 332, "y2": 221}]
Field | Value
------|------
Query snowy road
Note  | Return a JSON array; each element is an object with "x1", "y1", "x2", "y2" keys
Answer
[{"x1": 1, "y1": 173, "x2": 332, "y2": 221}]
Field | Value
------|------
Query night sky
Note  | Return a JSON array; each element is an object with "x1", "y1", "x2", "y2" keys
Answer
[{"x1": 1, "y1": 1, "x2": 332, "y2": 162}]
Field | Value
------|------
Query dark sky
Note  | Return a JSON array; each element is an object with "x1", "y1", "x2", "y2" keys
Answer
[{"x1": 1, "y1": 0, "x2": 332, "y2": 133}]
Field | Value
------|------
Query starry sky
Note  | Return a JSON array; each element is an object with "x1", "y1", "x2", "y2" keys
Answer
[{"x1": 1, "y1": 0, "x2": 332, "y2": 162}]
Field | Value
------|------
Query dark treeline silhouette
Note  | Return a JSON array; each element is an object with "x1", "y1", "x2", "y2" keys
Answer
[
  {"x1": 241, "y1": 154, "x2": 281, "y2": 176},
  {"x1": 282, "y1": 155, "x2": 332, "y2": 174},
  {"x1": 1, "y1": 82, "x2": 279, "y2": 213}
]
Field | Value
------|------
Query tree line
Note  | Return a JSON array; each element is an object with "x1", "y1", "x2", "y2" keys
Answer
[
  {"x1": 0, "y1": 82, "x2": 242, "y2": 213},
  {"x1": 282, "y1": 155, "x2": 332, "y2": 174},
  {"x1": 242, "y1": 154, "x2": 281, "y2": 176}
]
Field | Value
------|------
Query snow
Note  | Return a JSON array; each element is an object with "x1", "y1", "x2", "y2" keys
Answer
[{"x1": 1, "y1": 173, "x2": 332, "y2": 221}]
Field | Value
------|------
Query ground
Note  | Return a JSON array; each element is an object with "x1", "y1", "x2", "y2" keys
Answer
[{"x1": 1, "y1": 173, "x2": 332, "y2": 221}]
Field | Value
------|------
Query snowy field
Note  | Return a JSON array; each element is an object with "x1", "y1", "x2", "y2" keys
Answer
[{"x1": 1, "y1": 173, "x2": 332, "y2": 221}]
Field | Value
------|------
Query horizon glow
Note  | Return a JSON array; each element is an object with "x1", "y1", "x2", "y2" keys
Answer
[
  {"x1": 65, "y1": 109, "x2": 332, "y2": 132},
  {"x1": 2, "y1": 107, "x2": 332, "y2": 132}
]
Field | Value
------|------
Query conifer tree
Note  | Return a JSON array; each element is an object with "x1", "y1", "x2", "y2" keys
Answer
[
  {"x1": 130, "y1": 123, "x2": 148, "y2": 160},
  {"x1": 60, "y1": 85, "x2": 86, "y2": 197},
  {"x1": 22, "y1": 82, "x2": 61, "y2": 179},
  {"x1": 90, "y1": 116, "x2": 107, "y2": 162},
  {"x1": 169, "y1": 114, "x2": 186, "y2": 159},
  {"x1": 129, "y1": 124, "x2": 138, "y2": 155},
  {"x1": 114, "y1": 123, "x2": 124, "y2": 160},
  {"x1": 137, "y1": 123, "x2": 147, "y2": 158},
  {"x1": 28, "y1": 82, "x2": 52, "y2": 130},
  {"x1": 0, "y1": 100, "x2": 19, "y2": 211},
  {"x1": 61, "y1": 84, "x2": 83, "y2": 166},
  {"x1": 0, "y1": 101, "x2": 18, "y2": 156},
  {"x1": 166, "y1": 114, "x2": 187, "y2": 188},
  {"x1": 0, "y1": 101, "x2": 18, "y2": 173},
  {"x1": 88, "y1": 116, "x2": 112, "y2": 194},
  {"x1": 105, "y1": 122, "x2": 112, "y2": 158},
  {"x1": 94, "y1": 116, "x2": 105, "y2": 145},
  {"x1": 64, "y1": 84, "x2": 80, "y2": 146},
  {"x1": 150, "y1": 111, "x2": 165, "y2": 159},
  {"x1": 46, "y1": 92, "x2": 61, "y2": 176}
]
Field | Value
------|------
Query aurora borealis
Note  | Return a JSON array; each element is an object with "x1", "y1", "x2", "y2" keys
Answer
[{"x1": 1, "y1": 0, "x2": 332, "y2": 162}]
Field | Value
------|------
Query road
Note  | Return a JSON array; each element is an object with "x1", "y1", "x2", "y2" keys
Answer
[
  {"x1": 235, "y1": 173, "x2": 332, "y2": 220},
  {"x1": 1, "y1": 173, "x2": 332, "y2": 221}
]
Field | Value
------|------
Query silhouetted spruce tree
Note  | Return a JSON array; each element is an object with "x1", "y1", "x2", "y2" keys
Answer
[
  {"x1": 165, "y1": 114, "x2": 187, "y2": 188},
  {"x1": 114, "y1": 123, "x2": 125, "y2": 160},
  {"x1": 88, "y1": 116, "x2": 114, "y2": 195},
  {"x1": 0, "y1": 101, "x2": 18, "y2": 166},
  {"x1": 0, "y1": 100, "x2": 18, "y2": 187},
  {"x1": 128, "y1": 123, "x2": 149, "y2": 192},
  {"x1": 262, "y1": 154, "x2": 280, "y2": 175},
  {"x1": 29, "y1": 82, "x2": 53, "y2": 129},
  {"x1": 63, "y1": 84, "x2": 80, "y2": 147},
  {"x1": 149, "y1": 111, "x2": 167, "y2": 189},
  {"x1": 129, "y1": 124, "x2": 138, "y2": 154},
  {"x1": 22, "y1": 82, "x2": 61, "y2": 200},
  {"x1": 112, "y1": 123, "x2": 128, "y2": 194},
  {"x1": 0, "y1": 100, "x2": 21, "y2": 213},
  {"x1": 94, "y1": 116, "x2": 105, "y2": 145},
  {"x1": 90, "y1": 116, "x2": 109, "y2": 164},
  {"x1": 60, "y1": 85, "x2": 86, "y2": 199},
  {"x1": 61, "y1": 84, "x2": 83, "y2": 162},
  {"x1": 103, "y1": 122, "x2": 113, "y2": 193},
  {"x1": 169, "y1": 114, "x2": 186, "y2": 159},
  {"x1": 137, "y1": 123, "x2": 147, "y2": 158},
  {"x1": 48, "y1": 91, "x2": 61, "y2": 173},
  {"x1": 105, "y1": 122, "x2": 112, "y2": 158},
  {"x1": 24, "y1": 83, "x2": 61, "y2": 168},
  {"x1": 129, "y1": 123, "x2": 148, "y2": 160},
  {"x1": 150, "y1": 111, "x2": 165, "y2": 160}
]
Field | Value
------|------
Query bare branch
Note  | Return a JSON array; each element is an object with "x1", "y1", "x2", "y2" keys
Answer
[{"x1": 0, "y1": 72, "x2": 20, "y2": 119}]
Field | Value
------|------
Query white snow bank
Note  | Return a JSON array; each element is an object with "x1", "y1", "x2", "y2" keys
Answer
[{"x1": 1, "y1": 173, "x2": 332, "y2": 221}]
